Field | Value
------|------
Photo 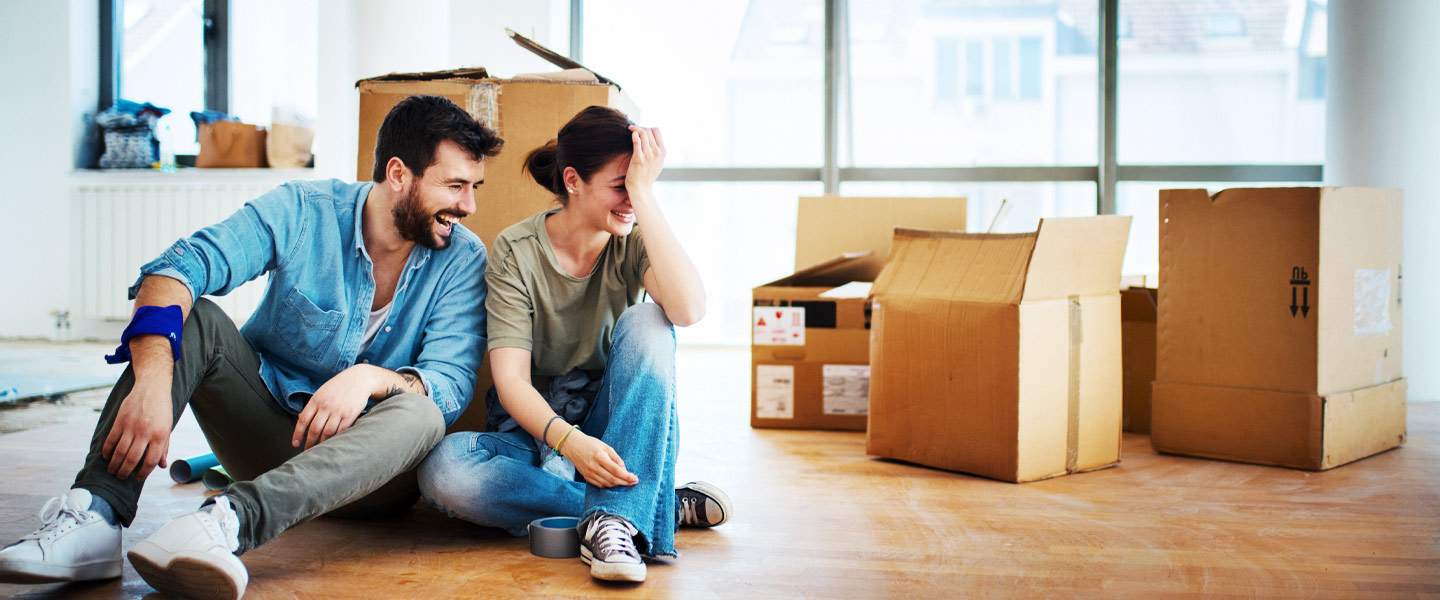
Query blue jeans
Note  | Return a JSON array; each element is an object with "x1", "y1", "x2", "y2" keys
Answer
[{"x1": 419, "y1": 303, "x2": 680, "y2": 557}]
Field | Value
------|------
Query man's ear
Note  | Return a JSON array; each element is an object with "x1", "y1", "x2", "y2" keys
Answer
[
  {"x1": 562, "y1": 166, "x2": 581, "y2": 193},
  {"x1": 385, "y1": 157, "x2": 410, "y2": 192}
]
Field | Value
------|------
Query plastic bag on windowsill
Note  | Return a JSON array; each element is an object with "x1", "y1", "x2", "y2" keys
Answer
[{"x1": 97, "y1": 99, "x2": 170, "y2": 169}]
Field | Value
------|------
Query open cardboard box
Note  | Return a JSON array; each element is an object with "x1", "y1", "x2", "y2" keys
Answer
[
  {"x1": 866, "y1": 216, "x2": 1132, "y2": 482},
  {"x1": 750, "y1": 196, "x2": 967, "y2": 431}
]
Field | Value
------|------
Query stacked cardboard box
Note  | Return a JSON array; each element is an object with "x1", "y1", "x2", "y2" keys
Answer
[
  {"x1": 355, "y1": 37, "x2": 636, "y2": 432},
  {"x1": 866, "y1": 216, "x2": 1132, "y2": 482},
  {"x1": 1151, "y1": 187, "x2": 1406, "y2": 470},
  {"x1": 750, "y1": 196, "x2": 967, "y2": 431}
]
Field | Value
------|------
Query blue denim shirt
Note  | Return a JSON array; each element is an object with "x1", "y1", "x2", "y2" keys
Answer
[{"x1": 130, "y1": 179, "x2": 486, "y2": 427}]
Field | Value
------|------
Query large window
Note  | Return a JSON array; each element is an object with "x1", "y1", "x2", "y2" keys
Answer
[
  {"x1": 102, "y1": 0, "x2": 318, "y2": 162},
  {"x1": 847, "y1": 0, "x2": 1097, "y2": 167},
  {"x1": 583, "y1": 0, "x2": 824, "y2": 168},
  {"x1": 1116, "y1": 0, "x2": 1327, "y2": 165},
  {"x1": 577, "y1": 0, "x2": 1324, "y2": 344},
  {"x1": 115, "y1": 0, "x2": 208, "y2": 157}
]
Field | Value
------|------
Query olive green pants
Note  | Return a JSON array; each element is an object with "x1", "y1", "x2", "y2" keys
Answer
[{"x1": 73, "y1": 298, "x2": 446, "y2": 553}]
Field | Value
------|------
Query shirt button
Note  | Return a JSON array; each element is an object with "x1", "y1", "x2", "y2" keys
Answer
[
  {"x1": 384, "y1": 326, "x2": 391, "y2": 332},
  {"x1": 361, "y1": 359, "x2": 370, "y2": 364}
]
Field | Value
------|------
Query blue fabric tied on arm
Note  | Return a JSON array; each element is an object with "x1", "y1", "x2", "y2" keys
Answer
[{"x1": 104, "y1": 304, "x2": 185, "y2": 364}]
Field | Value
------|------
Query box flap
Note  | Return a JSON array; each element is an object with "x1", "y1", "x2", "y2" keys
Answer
[
  {"x1": 1120, "y1": 287, "x2": 1158, "y2": 322},
  {"x1": 507, "y1": 28, "x2": 619, "y2": 88},
  {"x1": 1022, "y1": 216, "x2": 1132, "y2": 301},
  {"x1": 759, "y1": 252, "x2": 874, "y2": 288},
  {"x1": 871, "y1": 228, "x2": 1035, "y2": 304},
  {"x1": 355, "y1": 30, "x2": 621, "y2": 89},
  {"x1": 796, "y1": 196, "x2": 968, "y2": 282},
  {"x1": 355, "y1": 67, "x2": 492, "y2": 86}
]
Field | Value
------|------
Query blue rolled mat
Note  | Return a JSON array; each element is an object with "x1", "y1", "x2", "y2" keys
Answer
[{"x1": 169, "y1": 453, "x2": 220, "y2": 484}]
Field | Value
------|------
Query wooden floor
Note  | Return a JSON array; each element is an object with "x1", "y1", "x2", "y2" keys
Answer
[{"x1": 1, "y1": 347, "x2": 1437, "y2": 599}]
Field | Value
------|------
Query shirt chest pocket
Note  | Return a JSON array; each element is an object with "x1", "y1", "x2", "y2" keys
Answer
[{"x1": 280, "y1": 287, "x2": 345, "y2": 365}]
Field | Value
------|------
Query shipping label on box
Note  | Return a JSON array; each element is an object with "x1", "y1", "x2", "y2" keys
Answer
[
  {"x1": 753, "y1": 307, "x2": 806, "y2": 345},
  {"x1": 755, "y1": 365, "x2": 795, "y2": 419},
  {"x1": 822, "y1": 364, "x2": 870, "y2": 415}
]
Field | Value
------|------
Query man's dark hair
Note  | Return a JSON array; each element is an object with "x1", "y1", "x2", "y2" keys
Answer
[{"x1": 371, "y1": 95, "x2": 503, "y2": 183}]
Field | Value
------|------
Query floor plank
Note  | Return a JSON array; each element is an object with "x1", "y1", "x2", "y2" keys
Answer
[{"x1": 1, "y1": 347, "x2": 1436, "y2": 598}]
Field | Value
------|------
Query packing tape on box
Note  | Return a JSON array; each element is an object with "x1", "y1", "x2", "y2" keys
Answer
[
  {"x1": 1066, "y1": 295, "x2": 1083, "y2": 473},
  {"x1": 169, "y1": 453, "x2": 220, "y2": 484},
  {"x1": 527, "y1": 516, "x2": 580, "y2": 558}
]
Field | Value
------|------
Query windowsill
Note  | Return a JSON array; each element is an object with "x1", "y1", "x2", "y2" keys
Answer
[{"x1": 70, "y1": 167, "x2": 319, "y2": 185}]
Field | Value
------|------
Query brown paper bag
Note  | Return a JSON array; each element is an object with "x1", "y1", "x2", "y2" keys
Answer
[
  {"x1": 197, "y1": 121, "x2": 268, "y2": 168},
  {"x1": 266, "y1": 122, "x2": 315, "y2": 169}
]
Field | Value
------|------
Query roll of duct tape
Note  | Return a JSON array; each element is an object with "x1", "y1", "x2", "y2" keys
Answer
[{"x1": 527, "y1": 516, "x2": 580, "y2": 558}]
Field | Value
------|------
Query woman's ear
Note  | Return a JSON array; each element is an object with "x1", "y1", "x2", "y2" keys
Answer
[
  {"x1": 562, "y1": 166, "x2": 581, "y2": 194},
  {"x1": 386, "y1": 157, "x2": 410, "y2": 192}
]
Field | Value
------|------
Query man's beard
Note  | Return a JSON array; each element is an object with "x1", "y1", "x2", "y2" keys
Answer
[{"x1": 392, "y1": 185, "x2": 456, "y2": 250}]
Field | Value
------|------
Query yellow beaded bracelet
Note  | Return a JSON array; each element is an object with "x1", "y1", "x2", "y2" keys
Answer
[{"x1": 554, "y1": 425, "x2": 581, "y2": 455}]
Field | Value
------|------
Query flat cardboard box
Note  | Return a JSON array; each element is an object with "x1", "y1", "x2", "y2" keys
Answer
[
  {"x1": 355, "y1": 34, "x2": 636, "y2": 433},
  {"x1": 750, "y1": 196, "x2": 968, "y2": 431},
  {"x1": 866, "y1": 216, "x2": 1132, "y2": 482},
  {"x1": 1152, "y1": 187, "x2": 1406, "y2": 470},
  {"x1": 1120, "y1": 286, "x2": 1157, "y2": 433}
]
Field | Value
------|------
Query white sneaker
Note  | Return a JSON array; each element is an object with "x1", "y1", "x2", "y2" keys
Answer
[
  {"x1": 128, "y1": 496, "x2": 247, "y2": 600},
  {"x1": 579, "y1": 513, "x2": 646, "y2": 582},
  {"x1": 0, "y1": 489, "x2": 122, "y2": 583}
]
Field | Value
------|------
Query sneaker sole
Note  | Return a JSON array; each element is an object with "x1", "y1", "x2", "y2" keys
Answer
[
  {"x1": 0, "y1": 557, "x2": 121, "y2": 583},
  {"x1": 128, "y1": 542, "x2": 244, "y2": 600},
  {"x1": 580, "y1": 545, "x2": 646, "y2": 582},
  {"x1": 679, "y1": 480, "x2": 733, "y2": 527}
]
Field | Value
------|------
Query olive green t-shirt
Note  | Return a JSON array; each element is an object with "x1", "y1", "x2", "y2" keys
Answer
[{"x1": 486, "y1": 208, "x2": 651, "y2": 389}]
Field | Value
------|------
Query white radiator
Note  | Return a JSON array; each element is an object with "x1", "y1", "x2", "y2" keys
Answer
[{"x1": 72, "y1": 178, "x2": 285, "y2": 322}]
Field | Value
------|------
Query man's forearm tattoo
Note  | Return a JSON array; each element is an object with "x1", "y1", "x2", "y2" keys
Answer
[{"x1": 383, "y1": 372, "x2": 423, "y2": 399}]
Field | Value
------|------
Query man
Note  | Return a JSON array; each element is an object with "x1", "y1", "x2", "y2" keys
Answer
[{"x1": 0, "y1": 95, "x2": 502, "y2": 600}]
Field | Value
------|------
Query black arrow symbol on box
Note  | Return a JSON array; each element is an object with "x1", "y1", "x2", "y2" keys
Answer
[
  {"x1": 1302, "y1": 287, "x2": 1310, "y2": 317},
  {"x1": 1291, "y1": 287, "x2": 1298, "y2": 317}
]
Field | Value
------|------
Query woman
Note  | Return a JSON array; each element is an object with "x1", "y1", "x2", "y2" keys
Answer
[{"x1": 418, "y1": 106, "x2": 731, "y2": 583}]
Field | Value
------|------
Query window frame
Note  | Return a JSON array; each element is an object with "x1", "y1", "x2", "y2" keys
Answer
[
  {"x1": 572, "y1": 0, "x2": 1324, "y2": 212},
  {"x1": 98, "y1": 0, "x2": 230, "y2": 118}
]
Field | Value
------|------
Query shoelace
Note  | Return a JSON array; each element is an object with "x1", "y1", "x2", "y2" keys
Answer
[
  {"x1": 589, "y1": 517, "x2": 640, "y2": 562},
  {"x1": 22, "y1": 493, "x2": 88, "y2": 543},
  {"x1": 678, "y1": 495, "x2": 700, "y2": 526}
]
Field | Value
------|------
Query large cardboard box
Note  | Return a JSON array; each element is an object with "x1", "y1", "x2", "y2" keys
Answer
[
  {"x1": 866, "y1": 216, "x2": 1132, "y2": 482},
  {"x1": 1120, "y1": 286, "x2": 1157, "y2": 433},
  {"x1": 356, "y1": 35, "x2": 636, "y2": 433},
  {"x1": 751, "y1": 196, "x2": 968, "y2": 431},
  {"x1": 1152, "y1": 187, "x2": 1406, "y2": 470}
]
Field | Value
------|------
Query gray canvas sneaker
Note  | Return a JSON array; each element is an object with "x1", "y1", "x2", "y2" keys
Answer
[
  {"x1": 579, "y1": 513, "x2": 646, "y2": 582},
  {"x1": 676, "y1": 481, "x2": 733, "y2": 528}
]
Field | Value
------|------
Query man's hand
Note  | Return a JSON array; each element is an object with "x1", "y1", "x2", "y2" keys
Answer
[
  {"x1": 102, "y1": 379, "x2": 174, "y2": 481},
  {"x1": 293, "y1": 365, "x2": 379, "y2": 450},
  {"x1": 562, "y1": 431, "x2": 638, "y2": 488}
]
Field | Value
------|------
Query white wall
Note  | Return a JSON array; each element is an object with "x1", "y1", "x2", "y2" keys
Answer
[
  {"x1": 1327, "y1": 0, "x2": 1440, "y2": 401},
  {"x1": 0, "y1": 0, "x2": 96, "y2": 340}
]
